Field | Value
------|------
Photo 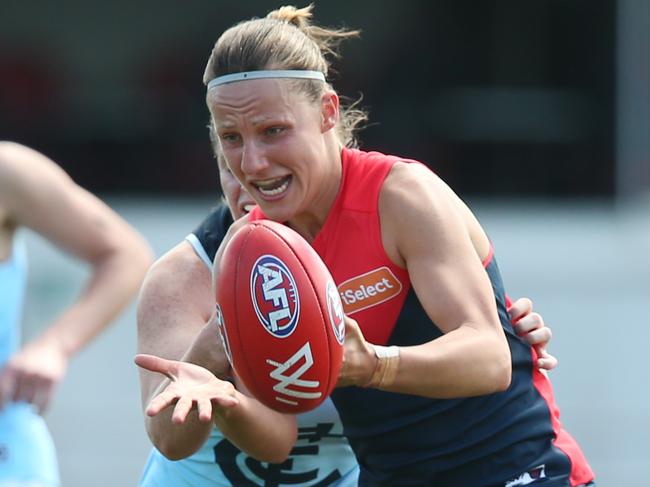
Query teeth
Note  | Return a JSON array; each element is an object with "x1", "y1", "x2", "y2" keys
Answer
[
  {"x1": 255, "y1": 177, "x2": 286, "y2": 189},
  {"x1": 255, "y1": 176, "x2": 290, "y2": 196},
  {"x1": 243, "y1": 204, "x2": 255, "y2": 213}
]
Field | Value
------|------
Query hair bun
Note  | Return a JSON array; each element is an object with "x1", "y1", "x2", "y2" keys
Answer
[{"x1": 267, "y1": 4, "x2": 313, "y2": 30}]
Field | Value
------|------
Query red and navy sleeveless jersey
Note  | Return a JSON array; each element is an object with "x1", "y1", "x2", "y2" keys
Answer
[{"x1": 250, "y1": 148, "x2": 594, "y2": 486}]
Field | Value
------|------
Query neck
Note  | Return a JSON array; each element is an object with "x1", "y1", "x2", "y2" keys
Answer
[{"x1": 287, "y1": 142, "x2": 343, "y2": 243}]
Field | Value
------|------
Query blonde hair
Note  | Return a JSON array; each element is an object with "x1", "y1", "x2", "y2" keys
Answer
[{"x1": 203, "y1": 4, "x2": 367, "y2": 148}]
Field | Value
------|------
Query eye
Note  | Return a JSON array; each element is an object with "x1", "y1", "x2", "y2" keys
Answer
[
  {"x1": 220, "y1": 133, "x2": 241, "y2": 145},
  {"x1": 265, "y1": 126, "x2": 285, "y2": 137}
]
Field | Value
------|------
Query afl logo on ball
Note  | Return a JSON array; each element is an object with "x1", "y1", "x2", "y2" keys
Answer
[
  {"x1": 250, "y1": 255, "x2": 300, "y2": 338},
  {"x1": 326, "y1": 280, "x2": 345, "y2": 344}
]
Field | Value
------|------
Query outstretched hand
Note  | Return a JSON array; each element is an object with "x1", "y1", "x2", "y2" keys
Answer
[
  {"x1": 508, "y1": 297, "x2": 558, "y2": 371},
  {"x1": 134, "y1": 354, "x2": 239, "y2": 424}
]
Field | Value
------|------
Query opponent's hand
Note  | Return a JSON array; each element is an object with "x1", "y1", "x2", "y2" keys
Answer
[
  {"x1": 134, "y1": 354, "x2": 239, "y2": 424},
  {"x1": 336, "y1": 316, "x2": 377, "y2": 388},
  {"x1": 0, "y1": 340, "x2": 69, "y2": 413},
  {"x1": 508, "y1": 297, "x2": 558, "y2": 371}
]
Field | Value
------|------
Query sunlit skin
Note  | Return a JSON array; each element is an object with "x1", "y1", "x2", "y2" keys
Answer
[{"x1": 207, "y1": 78, "x2": 342, "y2": 241}]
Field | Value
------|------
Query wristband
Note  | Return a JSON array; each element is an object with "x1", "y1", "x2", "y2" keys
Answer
[{"x1": 365, "y1": 345, "x2": 400, "y2": 389}]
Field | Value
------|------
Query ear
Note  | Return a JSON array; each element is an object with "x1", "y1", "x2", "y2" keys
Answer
[{"x1": 320, "y1": 91, "x2": 340, "y2": 133}]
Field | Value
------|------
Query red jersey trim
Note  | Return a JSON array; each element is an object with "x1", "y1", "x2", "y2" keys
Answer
[
  {"x1": 532, "y1": 366, "x2": 595, "y2": 485},
  {"x1": 482, "y1": 244, "x2": 495, "y2": 268}
]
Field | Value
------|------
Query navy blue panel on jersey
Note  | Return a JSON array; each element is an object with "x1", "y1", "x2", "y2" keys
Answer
[{"x1": 332, "y1": 257, "x2": 559, "y2": 486}]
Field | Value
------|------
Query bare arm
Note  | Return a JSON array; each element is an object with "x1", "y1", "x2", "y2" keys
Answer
[
  {"x1": 340, "y1": 162, "x2": 511, "y2": 397},
  {"x1": 0, "y1": 142, "x2": 153, "y2": 412},
  {"x1": 135, "y1": 352, "x2": 297, "y2": 463},
  {"x1": 136, "y1": 242, "x2": 220, "y2": 458},
  {"x1": 137, "y1": 236, "x2": 297, "y2": 462}
]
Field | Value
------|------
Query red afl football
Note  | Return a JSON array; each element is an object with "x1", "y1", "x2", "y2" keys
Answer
[{"x1": 214, "y1": 219, "x2": 345, "y2": 413}]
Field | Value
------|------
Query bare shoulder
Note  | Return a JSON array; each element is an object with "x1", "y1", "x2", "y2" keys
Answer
[
  {"x1": 380, "y1": 162, "x2": 456, "y2": 226},
  {"x1": 141, "y1": 241, "x2": 211, "y2": 305},
  {"x1": 137, "y1": 240, "x2": 213, "y2": 342},
  {"x1": 379, "y1": 161, "x2": 469, "y2": 266},
  {"x1": 137, "y1": 241, "x2": 216, "y2": 371},
  {"x1": 380, "y1": 161, "x2": 454, "y2": 220}
]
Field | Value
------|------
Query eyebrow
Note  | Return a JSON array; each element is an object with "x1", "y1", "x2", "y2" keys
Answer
[
  {"x1": 216, "y1": 121, "x2": 236, "y2": 130},
  {"x1": 216, "y1": 115, "x2": 286, "y2": 130}
]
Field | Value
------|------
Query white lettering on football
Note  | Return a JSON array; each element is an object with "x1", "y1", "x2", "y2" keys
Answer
[
  {"x1": 257, "y1": 264, "x2": 291, "y2": 331},
  {"x1": 266, "y1": 342, "x2": 322, "y2": 403},
  {"x1": 250, "y1": 255, "x2": 300, "y2": 338}
]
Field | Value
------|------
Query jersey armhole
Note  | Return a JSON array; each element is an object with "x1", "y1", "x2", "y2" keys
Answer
[{"x1": 185, "y1": 234, "x2": 212, "y2": 269}]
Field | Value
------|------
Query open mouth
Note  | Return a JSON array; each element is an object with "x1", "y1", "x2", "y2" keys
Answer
[
  {"x1": 241, "y1": 203, "x2": 256, "y2": 214},
  {"x1": 252, "y1": 175, "x2": 291, "y2": 198}
]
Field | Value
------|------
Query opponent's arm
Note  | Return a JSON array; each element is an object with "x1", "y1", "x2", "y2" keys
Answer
[
  {"x1": 0, "y1": 142, "x2": 153, "y2": 412},
  {"x1": 137, "y1": 238, "x2": 297, "y2": 462},
  {"x1": 136, "y1": 353, "x2": 297, "y2": 463},
  {"x1": 136, "y1": 242, "x2": 222, "y2": 459}
]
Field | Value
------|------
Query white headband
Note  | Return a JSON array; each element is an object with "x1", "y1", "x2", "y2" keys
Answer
[{"x1": 207, "y1": 70, "x2": 326, "y2": 90}]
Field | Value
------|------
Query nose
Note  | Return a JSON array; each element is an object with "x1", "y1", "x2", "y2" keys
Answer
[{"x1": 240, "y1": 140, "x2": 269, "y2": 176}]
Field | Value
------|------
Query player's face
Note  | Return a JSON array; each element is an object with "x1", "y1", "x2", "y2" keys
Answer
[
  {"x1": 207, "y1": 78, "x2": 339, "y2": 225},
  {"x1": 217, "y1": 154, "x2": 256, "y2": 219}
]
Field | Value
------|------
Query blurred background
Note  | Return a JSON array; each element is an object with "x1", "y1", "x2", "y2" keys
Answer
[{"x1": 3, "y1": 0, "x2": 648, "y2": 485}]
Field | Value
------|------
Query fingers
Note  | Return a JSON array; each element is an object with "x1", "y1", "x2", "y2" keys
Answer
[
  {"x1": 339, "y1": 316, "x2": 377, "y2": 388},
  {"x1": 0, "y1": 369, "x2": 55, "y2": 414},
  {"x1": 146, "y1": 385, "x2": 239, "y2": 422},
  {"x1": 12, "y1": 373, "x2": 37, "y2": 406},
  {"x1": 213, "y1": 395, "x2": 239, "y2": 409},
  {"x1": 536, "y1": 349, "x2": 558, "y2": 371},
  {"x1": 32, "y1": 385, "x2": 53, "y2": 415},
  {"x1": 172, "y1": 397, "x2": 193, "y2": 424},
  {"x1": 508, "y1": 297, "x2": 558, "y2": 371},
  {"x1": 519, "y1": 325, "x2": 551, "y2": 347},
  {"x1": 508, "y1": 297, "x2": 533, "y2": 324},
  {"x1": 134, "y1": 353, "x2": 165, "y2": 370},
  {"x1": 210, "y1": 380, "x2": 239, "y2": 411},
  {"x1": 146, "y1": 390, "x2": 179, "y2": 416},
  {"x1": 344, "y1": 315, "x2": 362, "y2": 332},
  {"x1": 134, "y1": 354, "x2": 175, "y2": 377},
  {"x1": 196, "y1": 398, "x2": 214, "y2": 422},
  {"x1": 512, "y1": 311, "x2": 545, "y2": 335}
]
